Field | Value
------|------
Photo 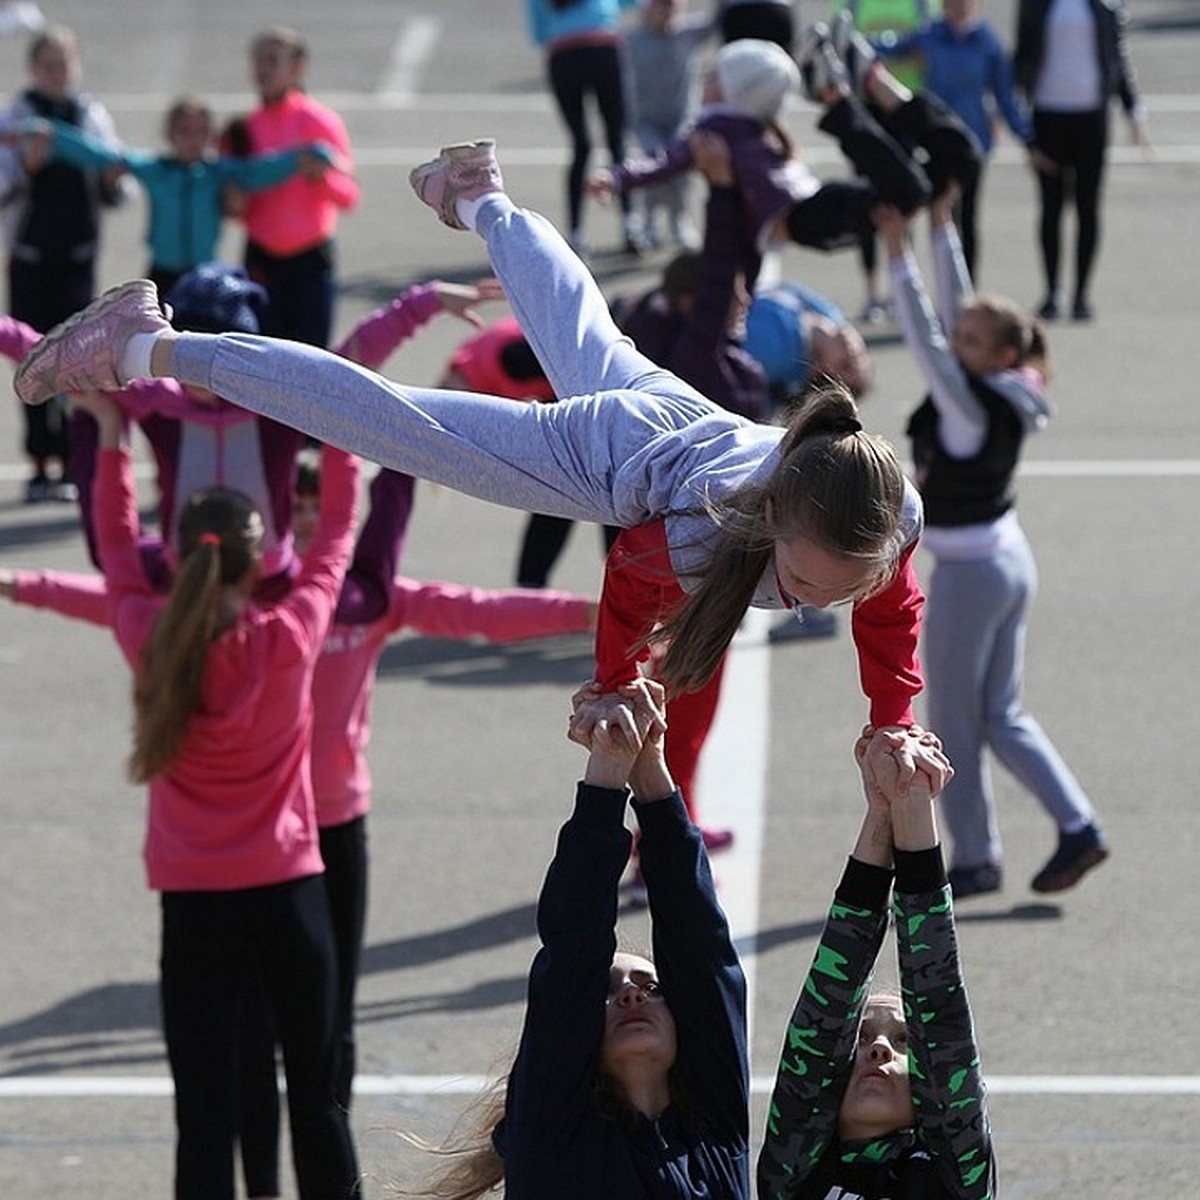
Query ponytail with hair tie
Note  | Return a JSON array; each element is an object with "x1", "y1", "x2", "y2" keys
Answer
[
  {"x1": 829, "y1": 414, "x2": 864, "y2": 436},
  {"x1": 198, "y1": 532, "x2": 221, "y2": 548}
]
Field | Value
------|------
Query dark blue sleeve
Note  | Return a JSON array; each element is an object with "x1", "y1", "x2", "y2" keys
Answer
[
  {"x1": 333, "y1": 468, "x2": 415, "y2": 626},
  {"x1": 636, "y1": 789, "x2": 749, "y2": 1141},
  {"x1": 503, "y1": 784, "x2": 632, "y2": 1154}
]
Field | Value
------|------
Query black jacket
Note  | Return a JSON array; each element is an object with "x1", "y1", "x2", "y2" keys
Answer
[{"x1": 1013, "y1": 0, "x2": 1141, "y2": 115}]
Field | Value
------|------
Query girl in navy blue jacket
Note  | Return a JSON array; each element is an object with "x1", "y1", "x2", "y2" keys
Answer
[{"x1": 410, "y1": 678, "x2": 750, "y2": 1199}]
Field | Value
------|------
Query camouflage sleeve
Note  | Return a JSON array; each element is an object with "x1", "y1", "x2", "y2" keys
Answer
[
  {"x1": 757, "y1": 858, "x2": 892, "y2": 1200},
  {"x1": 894, "y1": 866, "x2": 995, "y2": 1200}
]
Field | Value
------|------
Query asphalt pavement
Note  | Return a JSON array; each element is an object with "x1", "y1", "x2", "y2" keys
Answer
[{"x1": 0, "y1": 2, "x2": 1197, "y2": 1196}]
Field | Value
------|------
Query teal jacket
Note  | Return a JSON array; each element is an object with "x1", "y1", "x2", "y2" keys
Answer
[{"x1": 46, "y1": 120, "x2": 332, "y2": 273}]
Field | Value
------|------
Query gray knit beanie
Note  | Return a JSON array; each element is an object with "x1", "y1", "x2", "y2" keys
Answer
[{"x1": 715, "y1": 38, "x2": 799, "y2": 122}]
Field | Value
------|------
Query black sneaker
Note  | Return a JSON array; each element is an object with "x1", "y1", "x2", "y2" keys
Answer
[
  {"x1": 23, "y1": 472, "x2": 51, "y2": 503},
  {"x1": 1036, "y1": 294, "x2": 1061, "y2": 320},
  {"x1": 947, "y1": 861, "x2": 1003, "y2": 899},
  {"x1": 1071, "y1": 296, "x2": 1094, "y2": 321},
  {"x1": 1031, "y1": 824, "x2": 1109, "y2": 894}
]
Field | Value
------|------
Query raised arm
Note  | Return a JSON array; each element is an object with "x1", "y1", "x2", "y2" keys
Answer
[
  {"x1": 890, "y1": 757, "x2": 995, "y2": 1199},
  {"x1": 503, "y1": 683, "x2": 661, "y2": 1153},
  {"x1": 876, "y1": 203, "x2": 987, "y2": 458},
  {"x1": 629, "y1": 681, "x2": 749, "y2": 1141},
  {"x1": 332, "y1": 468, "x2": 414, "y2": 626},
  {"x1": 757, "y1": 747, "x2": 896, "y2": 1198}
]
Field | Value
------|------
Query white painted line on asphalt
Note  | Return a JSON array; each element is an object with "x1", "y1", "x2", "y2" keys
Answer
[
  {"x1": 375, "y1": 16, "x2": 443, "y2": 104},
  {"x1": 695, "y1": 607, "x2": 772, "y2": 1051},
  {"x1": 93, "y1": 91, "x2": 1200, "y2": 115},
  {"x1": 2, "y1": 1074, "x2": 1199, "y2": 1098},
  {"x1": 1018, "y1": 460, "x2": 1200, "y2": 477}
]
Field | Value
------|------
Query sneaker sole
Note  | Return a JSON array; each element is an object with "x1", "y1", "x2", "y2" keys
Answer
[
  {"x1": 1030, "y1": 846, "x2": 1109, "y2": 894},
  {"x1": 15, "y1": 280, "x2": 158, "y2": 406}
]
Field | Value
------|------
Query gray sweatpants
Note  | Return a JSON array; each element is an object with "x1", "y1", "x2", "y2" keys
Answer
[
  {"x1": 170, "y1": 196, "x2": 785, "y2": 595},
  {"x1": 924, "y1": 523, "x2": 1097, "y2": 868}
]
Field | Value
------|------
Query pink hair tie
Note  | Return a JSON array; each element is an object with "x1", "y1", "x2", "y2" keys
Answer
[{"x1": 198, "y1": 532, "x2": 221, "y2": 547}]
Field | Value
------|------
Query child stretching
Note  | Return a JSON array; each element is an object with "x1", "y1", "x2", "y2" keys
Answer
[
  {"x1": 1, "y1": 449, "x2": 597, "y2": 1193},
  {"x1": 31, "y1": 93, "x2": 339, "y2": 293},
  {"x1": 0, "y1": 264, "x2": 501, "y2": 595},
  {"x1": 17, "y1": 139, "x2": 933, "y2": 776},
  {"x1": 405, "y1": 678, "x2": 749, "y2": 1198},
  {"x1": 64, "y1": 387, "x2": 360, "y2": 1200},
  {"x1": 589, "y1": 33, "x2": 979, "y2": 292},
  {"x1": 877, "y1": 194, "x2": 1108, "y2": 899},
  {"x1": 758, "y1": 723, "x2": 996, "y2": 1199}
]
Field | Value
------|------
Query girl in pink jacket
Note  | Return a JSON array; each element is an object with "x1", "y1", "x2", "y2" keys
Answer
[{"x1": 64, "y1": 387, "x2": 360, "y2": 1200}]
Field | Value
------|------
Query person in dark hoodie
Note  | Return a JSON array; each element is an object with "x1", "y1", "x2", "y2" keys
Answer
[{"x1": 405, "y1": 676, "x2": 750, "y2": 1200}]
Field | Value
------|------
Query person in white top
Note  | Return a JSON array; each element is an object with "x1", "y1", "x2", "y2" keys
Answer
[{"x1": 1013, "y1": 0, "x2": 1148, "y2": 321}]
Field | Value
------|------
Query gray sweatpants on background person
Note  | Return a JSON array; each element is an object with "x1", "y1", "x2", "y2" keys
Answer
[{"x1": 922, "y1": 523, "x2": 1098, "y2": 869}]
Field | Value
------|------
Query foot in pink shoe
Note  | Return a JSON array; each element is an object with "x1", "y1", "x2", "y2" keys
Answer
[
  {"x1": 408, "y1": 138, "x2": 504, "y2": 231},
  {"x1": 15, "y1": 280, "x2": 169, "y2": 406}
]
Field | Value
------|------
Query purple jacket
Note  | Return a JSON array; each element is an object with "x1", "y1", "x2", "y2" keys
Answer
[{"x1": 611, "y1": 104, "x2": 819, "y2": 256}]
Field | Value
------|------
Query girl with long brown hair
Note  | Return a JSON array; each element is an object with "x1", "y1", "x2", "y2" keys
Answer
[
  {"x1": 67, "y1": 387, "x2": 361, "y2": 1200},
  {"x1": 19, "y1": 145, "x2": 929, "y2": 774},
  {"x1": 403, "y1": 678, "x2": 749, "y2": 1199}
]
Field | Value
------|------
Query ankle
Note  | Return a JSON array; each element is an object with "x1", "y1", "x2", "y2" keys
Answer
[{"x1": 148, "y1": 331, "x2": 180, "y2": 378}]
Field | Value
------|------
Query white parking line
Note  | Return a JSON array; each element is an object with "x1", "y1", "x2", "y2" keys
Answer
[
  {"x1": 2, "y1": 1073, "x2": 1197, "y2": 1098},
  {"x1": 375, "y1": 16, "x2": 443, "y2": 104}
]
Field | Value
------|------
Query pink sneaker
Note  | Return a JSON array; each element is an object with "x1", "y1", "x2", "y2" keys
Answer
[
  {"x1": 15, "y1": 280, "x2": 169, "y2": 406},
  {"x1": 701, "y1": 826, "x2": 736, "y2": 854},
  {"x1": 408, "y1": 138, "x2": 504, "y2": 231}
]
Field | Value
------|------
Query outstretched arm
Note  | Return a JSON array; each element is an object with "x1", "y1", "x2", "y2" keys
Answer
[
  {"x1": 889, "y1": 753, "x2": 995, "y2": 1199},
  {"x1": 504, "y1": 682, "x2": 661, "y2": 1154},
  {"x1": 627, "y1": 680, "x2": 750, "y2": 1142},
  {"x1": 875, "y1": 203, "x2": 987, "y2": 458},
  {"x1": 758, "y1": 758, "x2": 895, "y2": 1198}
]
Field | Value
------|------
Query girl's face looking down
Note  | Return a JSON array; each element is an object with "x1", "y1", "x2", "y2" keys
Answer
[
  {"x1": 838, "y1": 998, "x2": 915, "y2": 1141},
  {"x1": 600, "y1": 953, "x2": 678, "y2": 1084},
  {"x1": 774, "y1": 535, "x2": 877, "y2": 610},
  {"x1": 952, "y1": 309, "x2": 1015, "y2": 376}
]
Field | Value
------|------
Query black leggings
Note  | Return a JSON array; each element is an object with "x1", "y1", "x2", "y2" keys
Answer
[
  {"x1": 8, "y1": 256, "x2": 93, "y2": 466},
  {"x1": 719, "y1": 3, "x2": 795, "y2": 52},
  {"x1": 786, "y1": 92, "x2": 980, "y2": 252},
  {"x1": 160, "y1": 878, "x2": 359, "y2": 1200},
  {"x1": 516, "y1": 512, "x2": 620, "y2": 589},
  {"x1": 547, "y1": 41, "x2": 631, "y2": 232},
  {"x1": 1031, "y1": 107, "x2": 1108, "y2": 302},
  {"x1": 235, "y1": 819, "x2": 369, "y2": 1193}
]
